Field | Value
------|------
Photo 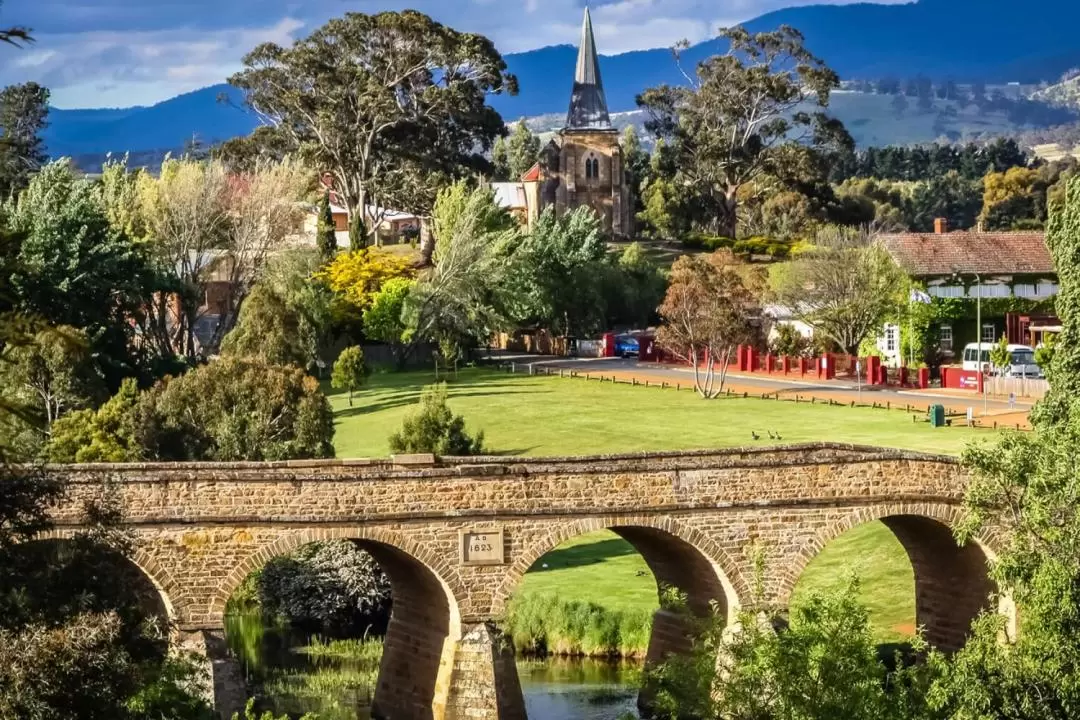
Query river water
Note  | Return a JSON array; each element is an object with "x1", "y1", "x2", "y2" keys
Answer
[{"x1": 225, "y1": 614, "x2": 642, "y2": 720}]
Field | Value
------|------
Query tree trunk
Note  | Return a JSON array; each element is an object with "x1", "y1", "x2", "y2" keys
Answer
[
  {"x1": 419, "y1": 217, "x2": 435, "y2": 266},
  {"x1": 720, "y1": 188, "x2": 739, "y2": 240}
]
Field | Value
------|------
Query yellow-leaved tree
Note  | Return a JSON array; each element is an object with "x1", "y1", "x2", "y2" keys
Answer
[{"x1": 315, "y1": 248, "x2": 415, "y2": 314}]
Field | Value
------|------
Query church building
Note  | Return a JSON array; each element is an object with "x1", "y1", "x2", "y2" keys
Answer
[{"x1": 492, "y1": 8, "x2": 632, "y2": 238}]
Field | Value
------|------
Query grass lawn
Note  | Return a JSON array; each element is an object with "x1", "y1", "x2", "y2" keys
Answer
[
  {"x1": 329, "y1": 367, "x2": 998, "y2": 458},
  {"x1": 513, "y1": 525, "x2": 914, "y2": 645},
  {"x1": 330, "y1": 367, "x2": 959, "y2": 647}
]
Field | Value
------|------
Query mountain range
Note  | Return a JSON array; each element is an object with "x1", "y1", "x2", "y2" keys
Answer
[{"x1": 42, "y1": 0, "x2": 1080, "y2": 161}]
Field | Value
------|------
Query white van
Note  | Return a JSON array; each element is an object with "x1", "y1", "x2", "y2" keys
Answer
[{"x1": 961, "y1": 343, "x2": 1042, "y2": 377}]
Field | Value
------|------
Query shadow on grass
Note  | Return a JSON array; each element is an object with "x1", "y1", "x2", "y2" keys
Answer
[
  {"x1": 527, "y1": 538, "x2": 642, "y2": 574},
  {"x1": 334, "y1": 387, "x2": 545, "y2": 419}
]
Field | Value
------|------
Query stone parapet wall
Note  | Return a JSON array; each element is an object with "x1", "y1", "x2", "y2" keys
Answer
[{"x1": 38, "y1": 444, "x2": 993, "y2": 720}]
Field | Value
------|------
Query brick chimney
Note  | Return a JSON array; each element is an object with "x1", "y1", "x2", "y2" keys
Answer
[{"x1": 934, "y1": 217, "x2": 948, "y2": 235}]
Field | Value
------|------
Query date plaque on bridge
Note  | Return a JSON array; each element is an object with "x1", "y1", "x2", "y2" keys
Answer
[{"x1": 459, "y1": 529, "x2": 505, "y2": 566}]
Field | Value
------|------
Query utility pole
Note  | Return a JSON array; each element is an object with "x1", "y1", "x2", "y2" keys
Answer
[{"x1": 976, "y1": 272, "x2": 987, "y2": 417}]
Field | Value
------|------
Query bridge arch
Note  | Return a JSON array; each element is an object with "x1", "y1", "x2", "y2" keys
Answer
[
  {"x1": 495, "y1": 515, "x2": 747, "y2": 715},
  {"x1": 33, "y1": 527, "x2": 180, "y2": 627},
  {"x1": 210, "y1": 527, "x2": 465, "y2": 720},
  {"x1": 782, "y1": 502, "x2": 1004, "y2": 651},
  {"x1": 493, "y1": 515, "x2": 748, "y2": 620}
]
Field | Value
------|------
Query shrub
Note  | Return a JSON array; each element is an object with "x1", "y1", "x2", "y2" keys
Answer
[
  {"x1": 50, "y1": 359, "x2": 335, "y2": 462},
  {"x1": 331, "y1": 346, "x2": 368, "y2": 407},
  {"x1": 769, "y1": 324, "x2": 813, "y2": 358},
  {"x1": 388, "y1": 383, "x2": 484, "y2": 456},
  {"x1": 257, "y1": 540, "x2": 390, "y2": 636}
]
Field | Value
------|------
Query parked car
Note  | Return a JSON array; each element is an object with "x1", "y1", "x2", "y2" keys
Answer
[
  {"x1": 615, "y1": 334, "x2": 640, "y2": 358},
  {"x1": 961, "y1": 342, "x2": 1042, "y2": 377}
]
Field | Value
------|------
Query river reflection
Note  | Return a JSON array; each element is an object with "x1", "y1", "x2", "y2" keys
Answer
[
  {"x1": 226, "y1": 613, "x2": 642, "y2": 720},
  {"x1": 519, "y1": 657, "x2": 642, "y2": 720}
]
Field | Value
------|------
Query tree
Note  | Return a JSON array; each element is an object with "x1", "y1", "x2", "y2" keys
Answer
[
  {"x1": 501, "y1": 206, "x2": 609, "y2": 338},
  {"x1": 638, "y1": 25, "x2": 848, "y2": 238},
  {"x1": 47, "y1": 378, "x2": 143, "y2": 463},
  {"x1": 316, "y1": 190, "x2": 338, "y2": 260},
  {"x1": 317, "y1": 247, "x2": 415, "y2": 316},
  {"x1": 1033, "y1": 176, "x2": 1080, "y2": 427},
  {"x1": 388, "y1": 383, "x2": 484, "y2": 456},
  {"x1": 229, "y1": 10, "x2": 517, "y2": 243},
  {"x1": 605, "y1": 243, "x2": 667, "y2": 330},
  {"x1": 220, "y1": 283, "x2": 312, "y2": 369},
  {"x1": 648, "y1": 581, "x2": 934, "y2": 720},
  {"x1": 909, "y1": 170, "x2": 983, "y2": 232},
  {"x1": 772, "y1": 227, "x2": 905, "y2": 355},
  {"x1": 0, "y1": 81, "x2": 49, "y2": 197},
  {"x1": 931, "y1": 174, "x2": 1080, "y2": 718},
  {"x1": 981, "y1": 166, "x2": 1040, "y2": 230},
  {"x1": 989, "y1": 334, "x2": 1011, "y2": 372},
  {"x1": 656, "y1": 251, "x2": 758, "y2": 399},
  {"x1": 363, "y1": 277, "x2": 417, "y2": 364},
  {"x1": 621, "y1": 125, "x2": 650, "y2": 218},
  {"x1": 506, "y1": 120, "x2": 541, "y2": 180},
  {"x1": 407, "y1": 182, "x2": 518, "y2": 352},
  {"x1": 331, "y1": 345, "x2": 368, "y2": 407},
  {"x1": 491, "y1": 135, "x2": 511, "y2": 181},
  {"x1": 256, "y1": 540, "x2": 390, "y2": 635},
  {"x1": 212, "y1": 125, "x2": 292, "y2": 175},
  {"x1": 0, "y1": 325, "x2": 103, "y2": 435},
  {"x1": 144, "y1": 358, "x2": 335, "y2": 461},
  {"x1": 7, "y1": 160, "x2": 156, "y2": 389},
  {"x1": 117, "y1": 156, "x2": 309, "y2": 359}
]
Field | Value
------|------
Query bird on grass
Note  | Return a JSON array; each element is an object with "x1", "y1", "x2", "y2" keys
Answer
[
  {"x1": 775, "y1": 431, "x2": 783, "y2": 441},
  {"x1": 768, "y1": 430, "x2": 776, "y2": 439},
  {"x1": 751, "y1": 431, "x2": 760, "y2": 440}
]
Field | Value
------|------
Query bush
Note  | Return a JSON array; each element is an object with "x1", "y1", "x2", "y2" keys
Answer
[
  {"x1": 257, "y1": 540, "x2": 390, "y2": 636},
  {"x1": 388, "y1": 383, "x2": 484, "y2": 456},
  {"x1": 50, "y1": 358, "x2": 335, "y2": 462},
  {"x1": 769, "y1": 324, "x2": 813, "y2": 358},
  {"x1": 503, "y1": 593, "x2": 653, "y2": 658},
  {"x1": 681, "y1": 233, "x2": 735, "y2": 252}
]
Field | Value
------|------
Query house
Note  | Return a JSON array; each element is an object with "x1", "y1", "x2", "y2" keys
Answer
[
  {"x1": 304, "y1": 173, "x2": 421, "y2": 248},
  {"x1": 492, "y1": 8, "x2": 632, "y2": 237},
  {"x1": 882, "y1": 219, "x2": 1059, "y2": 365}
]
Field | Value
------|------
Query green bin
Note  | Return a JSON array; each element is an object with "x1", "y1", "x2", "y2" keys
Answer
[{"x1": 929, "y1": 404, "x2": 946, "y2": 428}]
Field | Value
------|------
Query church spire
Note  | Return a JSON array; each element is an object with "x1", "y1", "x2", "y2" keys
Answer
[{"x1": 565, "y1": 6, "x2": 612, "y2": 131}]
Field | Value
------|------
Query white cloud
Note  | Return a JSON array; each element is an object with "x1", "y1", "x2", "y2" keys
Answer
[{"x1": 0, "y1": 0, "x2": 908, "y2": 108}]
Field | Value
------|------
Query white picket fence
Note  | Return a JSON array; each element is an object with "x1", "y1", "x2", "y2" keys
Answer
[{"x1": 985, "y1": 375, "x2": 1050, "y2": 400}]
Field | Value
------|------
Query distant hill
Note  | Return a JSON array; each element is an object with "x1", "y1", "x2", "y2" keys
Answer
[
  {"x1": 42, "y1": 0, "x2": 1080, "y2": 164},
  {"x1": 45, "y1": 85, "x2": 258, "y2": 162}
]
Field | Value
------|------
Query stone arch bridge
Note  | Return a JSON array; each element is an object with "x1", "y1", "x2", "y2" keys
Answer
[{"x1": 46, "y1": 443, "x2": 1002, "y2": 720}]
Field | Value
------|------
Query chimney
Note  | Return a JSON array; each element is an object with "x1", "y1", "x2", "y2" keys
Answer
[{"x1": 934, "y1": 217, "x2": 949, "y2": 235}]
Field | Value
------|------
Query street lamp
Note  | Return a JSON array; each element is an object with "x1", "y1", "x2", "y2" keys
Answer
[{"x1": 953, "y1": 269, "x2": 987, "y2": 417}]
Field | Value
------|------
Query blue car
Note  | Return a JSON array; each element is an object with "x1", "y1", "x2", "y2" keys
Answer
[{"x1": 615, "y1": 335, "x2": 640, "y2": 358}]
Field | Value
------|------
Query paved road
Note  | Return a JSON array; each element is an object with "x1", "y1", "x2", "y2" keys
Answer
[{"x1": 488, "y1": 354, "x2": 1033, "y2": 420}]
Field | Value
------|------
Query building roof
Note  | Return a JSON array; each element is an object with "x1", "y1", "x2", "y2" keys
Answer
[
  {"x1": 491, "y1": 182, "x2": 528, "y2": 209},
  {"x1": 882, "y1": 231, "x2": 1054, "y2": 277},
  {"x1": 520, "y1": 162, "x2": 541, "y2": 182},
  {"x1": 565, "y1": 8, "x2": 612, "y2": 131}
]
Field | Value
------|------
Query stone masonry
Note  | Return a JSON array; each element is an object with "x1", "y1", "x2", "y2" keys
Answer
[{"x1": 44, "y1": 443, "x2": 1006, "y2": 720}]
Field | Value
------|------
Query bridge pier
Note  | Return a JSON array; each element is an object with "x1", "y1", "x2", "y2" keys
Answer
[
  {"x1": 444, "y1": 623, "x2": 527, "y2": 720},
  {"x1": 177, "y1": 629, "x2": 246, "y2": 720}
]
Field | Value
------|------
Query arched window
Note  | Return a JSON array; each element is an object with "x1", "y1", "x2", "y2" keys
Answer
[
  {"x1": 590, "y1": 158, "x2": 600, "y2": 180},
  {"x1": 585, "y1": 156, "x2": 595, "y2": 179}
]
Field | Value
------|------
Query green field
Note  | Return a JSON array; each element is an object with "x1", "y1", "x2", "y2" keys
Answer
[
  {"x1": 329, "y1": 368, "x2": 997, "y2": 458},
  {"x1": 507, "y1": 526, "x2": 914, "y2": 649},
  {"x1": 329, "y1": 367, "x2": 979, "y2": 650}
]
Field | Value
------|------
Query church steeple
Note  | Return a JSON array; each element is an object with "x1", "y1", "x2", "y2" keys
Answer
[{"x1": 565, "y1": 7, "x2": 612, "y2": 131}]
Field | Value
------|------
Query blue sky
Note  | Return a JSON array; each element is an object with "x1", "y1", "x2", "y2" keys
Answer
[{"x1": 0, "y1": 0, "x2": 903, "y2": 109}]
